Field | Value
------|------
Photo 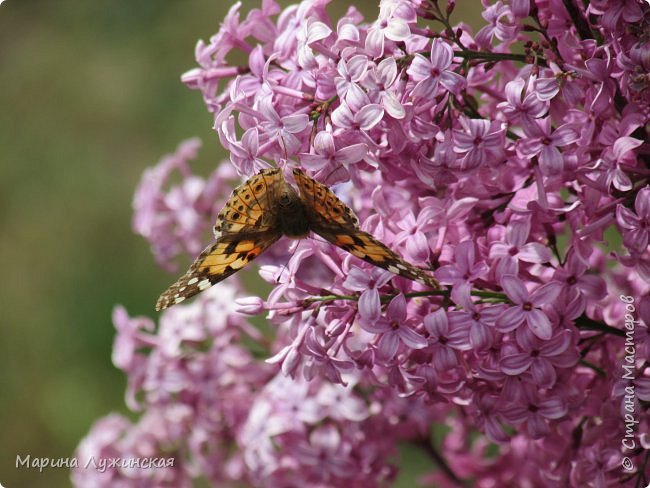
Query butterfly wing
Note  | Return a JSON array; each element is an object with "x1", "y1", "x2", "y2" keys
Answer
[
  {"x1": 292, "y1": 168, "x2": 359, "y2": 229},
  {"x1": 293, "y1": 168, "x2": 439, "y2": 289},
  {"x1": 213, "y1": 168, "x2": 283, "y2": 238},
  {"x1": 317, "y1": 228, "x2": 439, "y2": 288},
  {"x1": 155, "y1": 232, "x2": 280, "y2": 310},
  {"x1": 156, "y1": 169, "x2": 284, "y2": 311}
]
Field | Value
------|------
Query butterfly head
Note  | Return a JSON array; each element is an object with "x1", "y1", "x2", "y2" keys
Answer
[
  {"x1": 278, "y1": 192, "x2": 294, "y2": 207},
  {"x1": 277, "y1": 182, "x2": 311, "y2": 238}
]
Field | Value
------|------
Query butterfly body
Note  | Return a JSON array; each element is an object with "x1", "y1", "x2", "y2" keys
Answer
[
  {"x1": 156, "y1": 168, "x2": 438, "y2": 311},
  {"x1": 275, "y1": 182, "x2": 312, "y2": 238}
]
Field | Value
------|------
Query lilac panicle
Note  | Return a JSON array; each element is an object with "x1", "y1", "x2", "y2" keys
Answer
[
  {"x1": 77, "y1": 0, "x2": 650, "y2": 486},
  {"x1": 132, "y1": 138, "x2": 238, "y2": 271}
]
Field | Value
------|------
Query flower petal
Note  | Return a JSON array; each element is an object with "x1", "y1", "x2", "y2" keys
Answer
[
  {"x1": 359, "y1": 288, "x2": 381, "y2": 321},
  {"x1": 500, "y1": 352, "x2": 533, "y2": 375},
  {"x1": 501, "y1": 275, "x2": 529, "y2": 304},
  {"x1": 526, "y1": 309, "x2": 553, "y2": 340}
]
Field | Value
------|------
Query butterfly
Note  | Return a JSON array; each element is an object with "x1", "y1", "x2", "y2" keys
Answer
[{"x1": 155, "y1": 168, "x2": 438, "y2": 311}]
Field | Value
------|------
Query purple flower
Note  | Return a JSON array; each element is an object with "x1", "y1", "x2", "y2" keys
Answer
[
  {"x1": 589, "y1": 0, "x2": 644, "y2": 30},
  {"x1": 111, "y1": 305, "x2": 157, "y2": 372},
  {"x1": 499, "y1": 328, "x2": 578, "y2": 388},
  {"x1": 470, "y1": 392, "x2": 510, "y2": 443},
  {"x1": 448, "y1": 285, "x2": 505, "y2": 350},
  {"x1": 221, "y1": 123, "x2": 270, "y2": 175},
  {"x1": 616, "y1": 185, "x2": 650, "y2": 253},
  {"x1": 331, "y1": 99, "x2": 385, "y2": 136},
  {"x1": 299, "y1": 130, "x2": 367, "y2": 173},
  {"x1": 496, "y1": 275, "x2": 562, "y2": 340},
  {"x1": 235, "y1": 295, "x2": 266, "y2": 315},
  {"x1": 293, "y1": 425, "x2": 357, "y2": 477},
  {"x1": 501, "y1": 386, "x2": 568, "y2": 439},
  {"x1": 546, "y1": 288, "x2": 586, "y2": 328},
  {"x1": 365, "y1": 4, "x2": 412, "y2": 58},
  {"x1": 612, "y1": 375, "x2": 650, "y2": 416},
  {"x1": 475, "y1": 1, "x2": 518, "y2": 47},
  {"x1": 72, "y1": 414, "x2": 134, "y2": 487},
  {"x1": 407, "y1": 39, "x2": 465, "y2": 98},
  {"x1": 423, "y1": 308, "x2": 471, "y2": 370},
  {"x1": 489, "y1": 218, "x2": 552, "y2": 276},
  {"x1": 343, "y1": 266, "x2": 393, "y2": 322},
  {"x1": 73, "y1": 408, "x2": 193, "y2": 487},
  {"x1": 518, "y1": 118, "x2": 579, "y2": 176},
  {"x1": 497, "y1": 78, "x2": 548, "y2": 132},
  {"x1": 392, "y1": 209, "x2": 438, "y2": 263},
  {"x1": 413, "y1": 136, "x2": 462, "y2": 187},
  {"x1": 359, "y1": 294, "x2": 428, "y2": 362},
  {"x1": 453, "y1": 117, "x2": 504, "y2": 169},
  {"x1": 596, "y1": 135, "x2": 643, "y2": 192},
  {"x1": 303, "y1": 328, "x2": 354, "y2": 385},
  {"x1": 132, "y1": 139, "x2": 237, "y2": 270},
  {"x1": 552, "y1": 248, "x2": 607, "y2": 300},
  {"x1": 535, "y1": 63, "x2": 582, "y2": 103},
  {"x1": 635, "y1": 296, "x2": 650, "y2": 359},
  {"x1": 570, "y1": 443, "x2": 624, "y2": 488},
  {"x1": 334, "y1": 54, "x2": 368, "y2": 107},
  {"x1": 363, "y1": 57, "x2": 405, "y2": 119},
  {"x1": 258, "y1": 96, "x2": 309, "y2": 155},
  {"x1": 436, "y1": 241, "x2": 489, "y2": 302}
]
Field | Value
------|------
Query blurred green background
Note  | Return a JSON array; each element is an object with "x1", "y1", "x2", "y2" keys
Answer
[{"x1": 0, "y1": 1, "x2": 481, "y2": 486}]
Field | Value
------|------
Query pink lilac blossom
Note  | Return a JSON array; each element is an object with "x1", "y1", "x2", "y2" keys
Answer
[
  {"x1": 132, "y1": 138, "x2": 239, "y2": 271},
  {"x1": 75, "y1": 0, "x2": 650, "y2": 486}
]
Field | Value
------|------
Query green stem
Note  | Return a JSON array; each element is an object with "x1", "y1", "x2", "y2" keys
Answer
[
  {"x1": 456, "y1": 50, "x2": 538, "y2": 65},
  {"x1": 305, "y1": 295, "x2": 626, "y2": 339},
  {"x1": 402, "y1": 48, "x2": 542, "y2": 68},
  {"x1": 634, "y1": 449, "x2": 649, "y2": 488},
  {"x1": 304, "y1": 294, "x2": 358, "y2": 303},
  {"x1": 417, "y1": 437, "x2": 466, "y2": 486},
  {"x1": 575, "y1": 315, "x2": 626, "y2": 337},
  {"x1": 579, "y1": 359, "x2": 606, "y2": 377},
  {"x1": 304, "y1": 289, "x2": 508, "y2": 305},
  {"x1": 560, "y1": 0, "x2": 595, "y2": 41}
]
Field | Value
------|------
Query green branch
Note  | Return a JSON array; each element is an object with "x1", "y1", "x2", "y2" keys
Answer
[
  {"x1": 575, "y1": 315, "x2": 626, "y2": 337},
  {"x1": 303, "y1": 288, "x2": 508, "y2": 305},
  {"x1": 456, "y1": 50, "x2": 529, "y2": 63}
]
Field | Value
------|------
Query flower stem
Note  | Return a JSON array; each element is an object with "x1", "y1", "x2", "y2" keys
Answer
[
  {"x1": 456, "y1": 50, "x2": 537, "y2": 65},
  {"x1": 304, "y1": 289, "x2": 508, "y2": 305},
  {"x1": 416, "y1": 437, "x2": 466, "y2": 486},
  {"x1": 575, "y1": 315, "x2": 626, "y2": 337},
  {"x1": 579, "y1": 359, "x2": 606, "y2": 377}
]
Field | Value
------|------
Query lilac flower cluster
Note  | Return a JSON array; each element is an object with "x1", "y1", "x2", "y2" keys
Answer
[{"x1": 75, "y1": 0, "x2": 650, "y2": 486}]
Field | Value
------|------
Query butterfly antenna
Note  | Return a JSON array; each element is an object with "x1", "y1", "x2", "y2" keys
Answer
[
  {"x1": 276, "y1": 240, "x2": 302, "y2": 283},
  {"x1": 323, "y1": 163, "x2": 341, "y2": 181},
  {"x1": 309, "y1": 121, "x2": 318, "y2": 147},
  {"x1": 279, "y1": 135, "x2": 290, "y2": 163},
  {"x1": 321, "y1": 163, "x2": 348, "y2": 185},
  {"x1": 310, "y1": 234, "x2": 330, "y2": 245}
]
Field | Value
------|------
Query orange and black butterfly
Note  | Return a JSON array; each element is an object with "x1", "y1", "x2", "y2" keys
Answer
[{"x1": 155, "y1": 168, "x2": 438, "y2": 311}]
